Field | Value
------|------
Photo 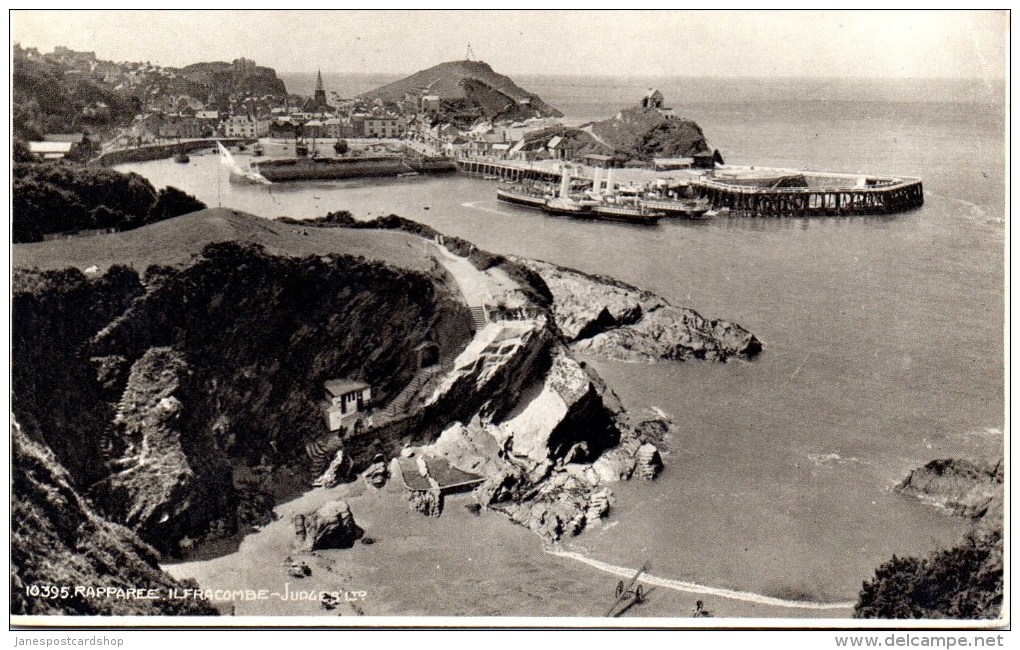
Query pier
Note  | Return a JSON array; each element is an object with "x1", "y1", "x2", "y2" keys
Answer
[
  {"x1": 90, "y1": 138, "x2": 257, "y2": 167},
  {"x1": 690, "y1": 175, "x2": 924, "y2": 217},
  {"x1": 455, "y1": 158, "x2": 561, "y2": 183}
]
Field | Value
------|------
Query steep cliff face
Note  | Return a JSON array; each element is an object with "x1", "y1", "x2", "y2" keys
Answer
[
  {"x1": 90, "y1": 348, "x2": 234, "y2": 553},
  {"x1": 179, "y1": 59, "x2": 287, "y2": 97},
  {"x1": 13, "y1": 240, "x2": 472, "y2": 553},
  {"x1": 11, "y1": 420, "x2": 217, "y2": 616},
  {"x1": 520, "y1": 258, "x2": 762, "y2": 362},
  {"x1": 590, "y1": 107, "x2": 711, "y2": 161},
  {"x1": 12, "y1": 265, "x2": 145, "y2": 485}
]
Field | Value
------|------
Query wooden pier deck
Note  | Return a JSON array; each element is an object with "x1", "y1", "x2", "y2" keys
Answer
[
  {"x1": 690, "y1": 175, "x2": 924, "y2": 217},
  {"x1": 455, "y1": 158, "x2": 561, "y2": 183},
  {"x1": 458, "y1": 157, "x2": 924, "y2": 217}
]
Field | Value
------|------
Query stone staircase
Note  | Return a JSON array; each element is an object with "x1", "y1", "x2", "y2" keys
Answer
[
  {"x1": 305, "y1": 436, "x2": 340, "y2": 475},
  {"x1": 381, "y1": 366, "x2": 443, "y2": 419},
  {"x1": 469, "y1": 305, "x2": 488, "y2": 330}
]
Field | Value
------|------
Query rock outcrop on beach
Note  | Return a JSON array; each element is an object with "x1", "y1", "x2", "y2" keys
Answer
[
  {"x1": 403, "y1": 344, "x2": 669, "y2": 542},
  {"x1": 10, "y1": 420, "x2": 217, "y2": 616},
  {"x1": 293, "y1": 500, "x2": 364, "y2": 551},
  {"x1": 519, "y1": 258, "x2": 762, "y2": 362}
]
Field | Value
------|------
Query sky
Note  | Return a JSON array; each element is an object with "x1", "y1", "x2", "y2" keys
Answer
[{"x1": 10, "y1": 9, "x2": 1008, "y2": 80}]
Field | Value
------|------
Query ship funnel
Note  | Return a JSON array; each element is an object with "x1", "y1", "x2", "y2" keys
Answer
[
  {"x1": 591, "y1": 166, "x2": 604, "y2": 197},
  {"x1": 559, "y1": 165, "x2": 572, "y2": 199},
  {"x1": 605, "y1": 167, "x2": 615, "y2": 195}
]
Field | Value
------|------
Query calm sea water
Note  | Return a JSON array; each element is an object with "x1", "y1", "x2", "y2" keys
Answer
[{"x1": 118, "y1": 76, "x2": 1005, "y2": 603}]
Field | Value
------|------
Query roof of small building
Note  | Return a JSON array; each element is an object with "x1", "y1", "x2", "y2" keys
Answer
[
  {"x1": 397, "y1": 458, "x2": 432, "y2": 491},
  {"x1": 396, "y1": 455, "x2": 483, "y2": 492},
  {"x1": 547, "y1": 135, "x2": 563, "y2": 148},
  {"x1": 29, "y1": 141, "x2": 74, "y2": 154},
  {"x1": 324, "y1": 378, "x2": 370, "y2": 397},
  {"x1": 424, "y1": 456, "x2": 483, "y2": 489}
]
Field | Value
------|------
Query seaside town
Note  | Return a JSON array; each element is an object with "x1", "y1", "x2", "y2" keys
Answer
[
  {"x1": 10, "y1": 12, "x2": 1003, "y2": 631},
  {"x1": 16, "y1": 44, "x2": 924, "y2": 231}
]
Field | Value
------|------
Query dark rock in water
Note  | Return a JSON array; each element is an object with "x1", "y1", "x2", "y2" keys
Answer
[
  {"x1": 898, "y1": 458, "x2": 1003, "y2": 520},
  {"x1": 293, "y1": 500, "x2": 364, "y2": 551}
]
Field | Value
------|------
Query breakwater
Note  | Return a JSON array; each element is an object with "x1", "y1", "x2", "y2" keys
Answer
[
  {"x1": 691, "y1": 174, "x2": 924, "y2": 217},
  {"x1": 254, "y1": 155, "x2": 457, "y2": 182},
  {"x1": 91, "y1": 138, "x2": 257, "y2": 167}
]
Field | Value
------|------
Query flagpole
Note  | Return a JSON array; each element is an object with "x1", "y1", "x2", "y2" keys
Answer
[{"x1": 216, "y1": 140, "x2": 222, "y2": 208}]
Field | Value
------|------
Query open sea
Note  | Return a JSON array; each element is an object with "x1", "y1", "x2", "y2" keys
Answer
[{"x1": 121, "y1": 75, "x2": 1005, "y2": 609}]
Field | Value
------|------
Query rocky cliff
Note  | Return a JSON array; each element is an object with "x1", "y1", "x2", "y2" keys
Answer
[
  {"x1": 13, "y1": 210, "x2": 763, "y2": 597},
  {"x1": 179, "y1": 59, "x2": 287, "y2": 97},
  {"x1": 855, "y1": 457, "x2": 1004, "y2": 619},
  {"x1": 13, "y1": 238, "x2": 472, "y2": 554},
  {"x1": 589, "y1": 107, "x2": 712, "y2": 162},
  {"x1": 399, "y1": 342, "x2": 668, "y2": 542},
  {"x1": 897, "y1": 458, "x2": 1003, "y2": 520},
  {"x1": 11, "y1": 420, "x2": 217, "y2": 616},
  {"x1": 519, "y1": 258, "x2": 762, "y2": 362}
]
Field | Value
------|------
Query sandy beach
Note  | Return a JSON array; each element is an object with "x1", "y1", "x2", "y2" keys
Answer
[{"x1": 163, "y1": 474, "x2": 850, "y2": 619}]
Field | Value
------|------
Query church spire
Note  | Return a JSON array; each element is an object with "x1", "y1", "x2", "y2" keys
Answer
[{"x1": 313, "y1": 68, "x2": 327, "y2": 109}]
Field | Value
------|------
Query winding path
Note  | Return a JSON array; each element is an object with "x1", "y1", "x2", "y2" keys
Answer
[
  {"x1": 428, "y1": 240, "x2": 494, "y2": 306},
  {"x1": 545, "y1": 548, "x2": 856, "y2": 611}
]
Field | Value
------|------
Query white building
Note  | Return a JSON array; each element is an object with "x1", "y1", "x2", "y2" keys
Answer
[
  {"x1": 321, "y1": 379, "x2": 372, "y2": 432},
  {"x1": 221, "y1": 115, "x2": 269, "y2": 138}
]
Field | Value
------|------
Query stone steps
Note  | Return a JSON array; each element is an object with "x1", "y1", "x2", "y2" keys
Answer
[{"x1": 469, "y1": 305, "x2": 488, "y2": 330}]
